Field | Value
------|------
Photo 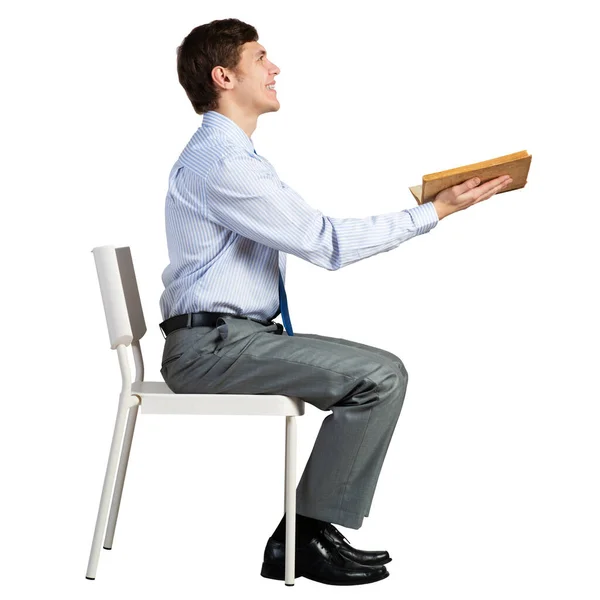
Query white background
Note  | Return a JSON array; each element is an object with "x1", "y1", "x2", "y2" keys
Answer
[{"x1": 1, "y1": 0, "x2": 599, "y2": 598}]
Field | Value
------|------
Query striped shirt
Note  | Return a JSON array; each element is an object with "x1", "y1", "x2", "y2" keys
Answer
[{"x1": 159, "y1": 110, "x2": 439, "y2": 322}]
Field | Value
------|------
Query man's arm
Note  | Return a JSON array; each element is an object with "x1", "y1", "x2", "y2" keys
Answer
[{"x1": 197, "y1": 151, "x2": 439, "y2": 271}]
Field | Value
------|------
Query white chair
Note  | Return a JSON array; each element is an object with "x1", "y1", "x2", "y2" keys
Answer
[{"x1": 86, "y1": 245, "x2": 305, "y2": 586}]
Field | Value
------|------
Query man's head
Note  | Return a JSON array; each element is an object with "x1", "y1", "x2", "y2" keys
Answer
[{"x1": 177, "y1": 18, "x2": 280, "y2": 118}]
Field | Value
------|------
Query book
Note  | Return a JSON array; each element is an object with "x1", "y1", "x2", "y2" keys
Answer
[{"x1": 409, "y1": 150, "x2": 532, "y2": 205}]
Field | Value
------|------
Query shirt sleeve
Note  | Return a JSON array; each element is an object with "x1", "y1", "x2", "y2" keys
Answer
[{"x1": 203, "y1": 151, "x2": 439, "y2": 271}]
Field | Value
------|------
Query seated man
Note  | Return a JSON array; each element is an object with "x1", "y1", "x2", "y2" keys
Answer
[{"x1": 158, "y1": 18, "x2": 512, "y2": 586}]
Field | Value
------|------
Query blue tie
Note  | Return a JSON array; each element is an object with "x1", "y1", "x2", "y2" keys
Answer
[
  {"x1": 279, "y1": 270, "x2": 294, "y2": 336},
  {"x1": 254, "y1": 148, "x2": 294, "y2": 336}
]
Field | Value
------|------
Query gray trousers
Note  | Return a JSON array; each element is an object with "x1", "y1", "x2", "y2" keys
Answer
[{"x1": 160, "y1": 315, "x2": 409, "y2": 530}]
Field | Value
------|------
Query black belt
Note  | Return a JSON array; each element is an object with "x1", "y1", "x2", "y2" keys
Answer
[{"x1": 159, "y1": 311, "x2": 279, "y2": 338}]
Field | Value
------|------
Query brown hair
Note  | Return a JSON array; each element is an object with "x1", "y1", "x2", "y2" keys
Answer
[{"x1": 176, "y1": 18, "x2": 259, "y2": 114}]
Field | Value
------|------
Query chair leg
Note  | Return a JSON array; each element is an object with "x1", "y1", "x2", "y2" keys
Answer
[
  {"x1": 284, "y1": 416, "x2": 297, "y2": 586},
  {"x1": 86, "y1": 395, "x2": 133, "y2": 580},
  {"x1": 104, "y1": 403, "x2": 139, "y2": 549}
]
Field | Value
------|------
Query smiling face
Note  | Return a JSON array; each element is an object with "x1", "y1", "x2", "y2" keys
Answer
[{"x1": 227, "y1": 41, "x2": 281, "y2": 117}]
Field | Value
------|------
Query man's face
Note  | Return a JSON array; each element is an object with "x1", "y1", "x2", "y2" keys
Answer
[{"x1": 229, "y1": 41, "x2": 280, "y2": 116}]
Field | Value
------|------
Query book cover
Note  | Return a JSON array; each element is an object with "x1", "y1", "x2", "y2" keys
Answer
[{"x1": 409, "y1": 150, "x2": 532, "y2": 205}]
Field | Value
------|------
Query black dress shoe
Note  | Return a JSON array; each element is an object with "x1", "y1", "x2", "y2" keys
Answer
[
  {"x1": 322, "y1": 523, "x2": 392, "y2": 566},
  {"x1": 260, "y1": 534, "x2": 389, "y2": 586}
]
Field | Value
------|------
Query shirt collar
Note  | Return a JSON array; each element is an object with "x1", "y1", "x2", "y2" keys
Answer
[{"x1": 202, "y1": 111, "x2": 256, "y2": 154}]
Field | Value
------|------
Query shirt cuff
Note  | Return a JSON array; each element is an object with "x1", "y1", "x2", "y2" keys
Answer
[{"x1": 404, "y1": 201, "x2": 439, "y2": 235}]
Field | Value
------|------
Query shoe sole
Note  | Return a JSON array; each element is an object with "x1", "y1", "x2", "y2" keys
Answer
[{"x1": 260, "y1": 561, "x2": 390, "y2": 585}]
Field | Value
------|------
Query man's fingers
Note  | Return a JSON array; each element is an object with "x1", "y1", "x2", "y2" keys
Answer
[
  {"x1": 454, "y1": 177, "x2": 482, "y2": 196},
  {"x1": 473, "y1": 179, "x2": 511, "y2": 204},
  {"x1": 454, "y1": 175, "x2": 510, "y2": 196},
  {"x1": 476, "y1": 175, "x2": 511, "y2": 196},
  {"x1": 456, "y1": 174, "x2": 511, "y2": 200}
]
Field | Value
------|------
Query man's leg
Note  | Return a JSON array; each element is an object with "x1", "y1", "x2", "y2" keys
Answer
[
  {"x1": 161, "y1": 317, "x2": 406, "y2": 585},
  {"x1": 294, "y1": 332, "x2": 408, "y2": 377},
  {"x1": 293, "y1": 333, "x2": 409, "y2": 519},
  {"x1": 161, "y1": 317, "x2": 407, "y2": 529},
  {"x1": 161, "y1": 316, "x2": 408, "y2": 530}
]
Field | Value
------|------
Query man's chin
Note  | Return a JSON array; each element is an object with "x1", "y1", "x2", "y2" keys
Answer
[{"x1": 262, "y1": 101, "x2": 280, "y2": 114}]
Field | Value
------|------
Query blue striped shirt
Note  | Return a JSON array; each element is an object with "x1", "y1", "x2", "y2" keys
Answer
[{"x1": 159, "y1": 110, "x2": 439, "y2": 322}]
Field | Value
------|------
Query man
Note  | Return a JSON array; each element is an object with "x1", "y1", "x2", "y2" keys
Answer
[{"x1": 158, "y1": 18, "x2": 512, "y2": 586}]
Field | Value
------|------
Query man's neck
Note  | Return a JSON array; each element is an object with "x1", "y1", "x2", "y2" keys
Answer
[{"x1": 214, "y1": 106, "x2": 257, "y2": 139}]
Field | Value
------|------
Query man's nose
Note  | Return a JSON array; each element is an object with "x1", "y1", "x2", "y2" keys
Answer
[{"x1": 271, "y1": 62, "x2": 280, "y2": 75}]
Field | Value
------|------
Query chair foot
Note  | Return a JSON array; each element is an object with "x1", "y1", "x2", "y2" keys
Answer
[
  {"x1": 86, "y1": 576, "x2": 95, "y2": 581},
  {"x1": 103, "y1": 546, "x2": 112, "y2": 550}
]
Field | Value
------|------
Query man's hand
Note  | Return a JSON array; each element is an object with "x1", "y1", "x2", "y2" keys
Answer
[{"x1": 432, "y1": 174, "x2": 513, "y2": 220}]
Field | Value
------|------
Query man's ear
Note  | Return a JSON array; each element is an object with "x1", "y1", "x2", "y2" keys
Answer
[{"x1": 211, "y1": 66, "x2": 234, "y2": 91}]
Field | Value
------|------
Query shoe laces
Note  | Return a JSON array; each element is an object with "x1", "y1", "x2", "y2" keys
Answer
[{"x1": 327, "y1": 523, "x2": 351, "y2": 545}]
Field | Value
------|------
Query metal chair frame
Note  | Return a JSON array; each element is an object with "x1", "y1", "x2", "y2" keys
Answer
[{"x1": 85, "y1": 245, "x2": 304, "y2": 586}]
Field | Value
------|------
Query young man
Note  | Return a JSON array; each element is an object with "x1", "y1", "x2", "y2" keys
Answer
[{"x1": 158, "y1": 18, "x2": 512, "y2": 586}]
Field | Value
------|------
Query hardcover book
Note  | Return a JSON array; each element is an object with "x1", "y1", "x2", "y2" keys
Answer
[{"x1": 409, "y1": 150, "x2": 532, "y2": 205}]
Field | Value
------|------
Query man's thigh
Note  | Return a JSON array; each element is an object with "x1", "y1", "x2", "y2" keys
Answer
[
  {"x1": 293, "y1": 332, "x2": 408, "y2": 378},
  {"x1": 161, "y1": 316, "x2": 402, "y2": 411}
]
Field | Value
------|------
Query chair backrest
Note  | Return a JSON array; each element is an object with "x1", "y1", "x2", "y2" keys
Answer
[{"x1": 92, "y1": 245, "x2": 147, "y2": 349}]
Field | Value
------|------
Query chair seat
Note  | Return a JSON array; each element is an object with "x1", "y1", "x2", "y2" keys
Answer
[{"x1": 131, "y1": 380, "x2": 306, "y2": 416}]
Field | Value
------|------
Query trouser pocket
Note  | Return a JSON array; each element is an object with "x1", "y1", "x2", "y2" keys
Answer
[{"x1": 161, "y1": 353, "x2": 183, "y2": 368}]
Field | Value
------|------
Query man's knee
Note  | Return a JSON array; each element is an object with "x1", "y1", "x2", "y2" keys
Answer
[
  {"x1": 387, "y1": 353, "x2": 409, "y2": 384},
  {"x1": 335, "y1": 360, "x2": 407, "y2": 409},
  {"x1": 369, "y1": 342, "x2": 408, "y2": 382},
  {"x1": 399, "y1": 361, "x2": 408, "y2": 383},
  {"x1": 374, "y1": 361, "x2": 408, "y2": 399},
  {"x1": 385, "y1": 365, "x2": 408, "y2": 416}
]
